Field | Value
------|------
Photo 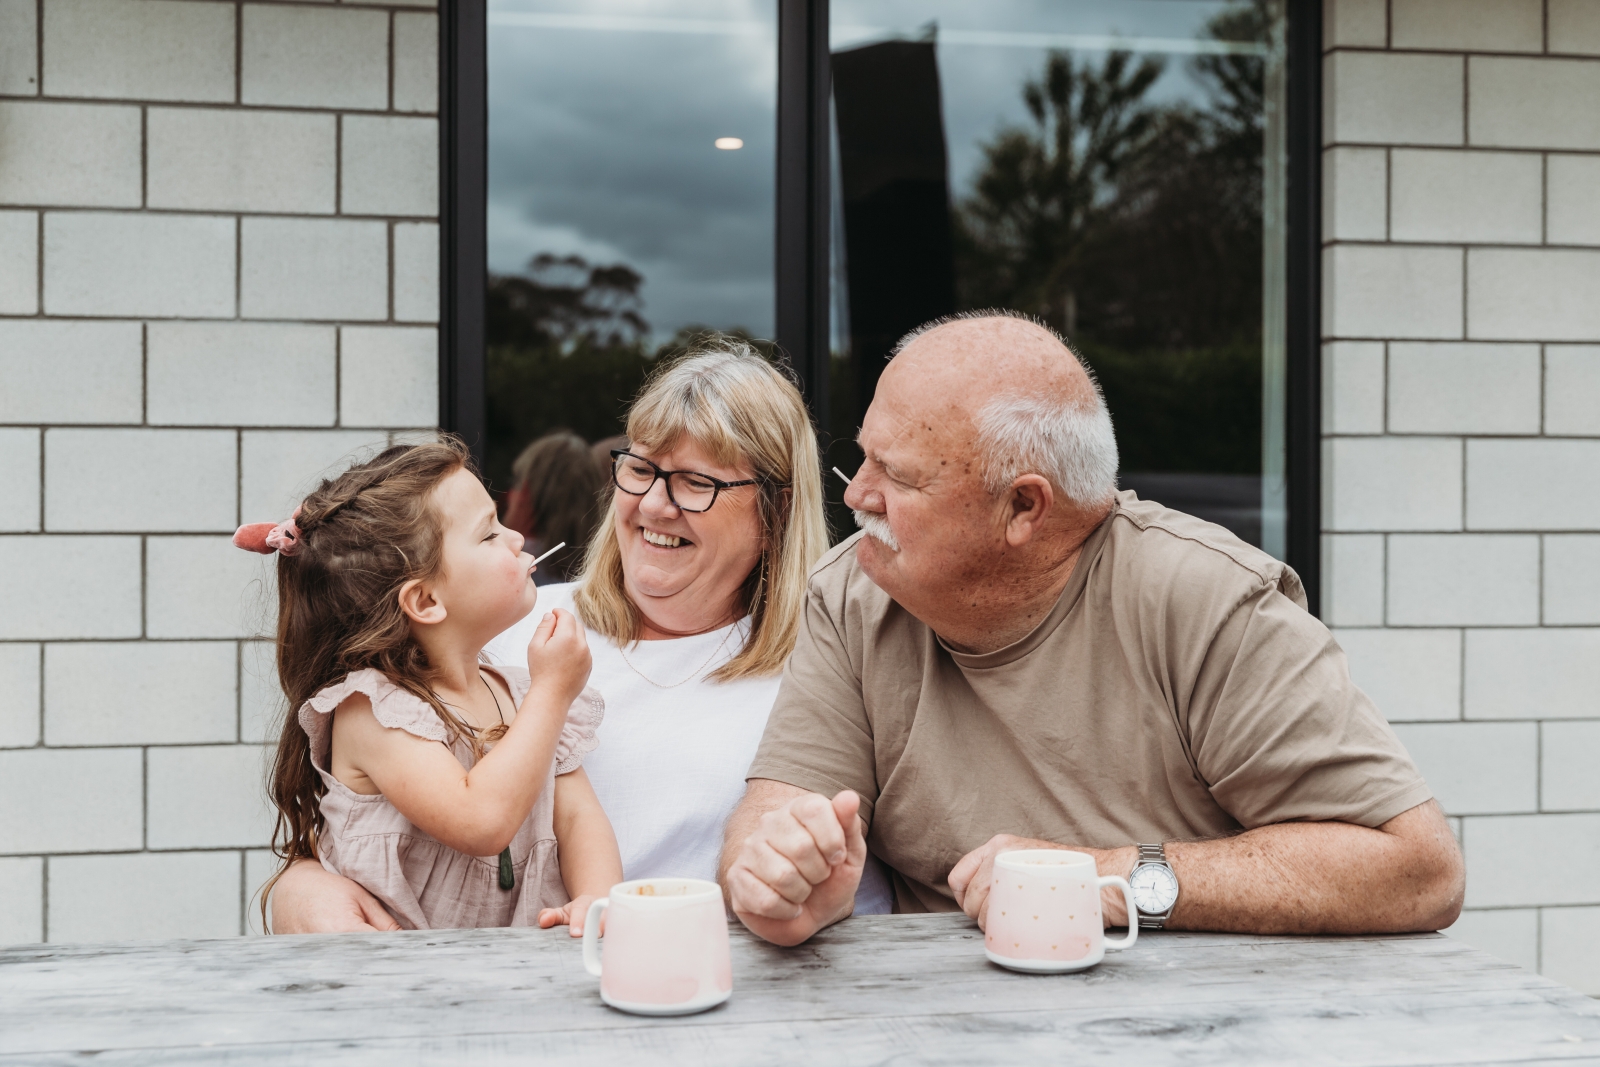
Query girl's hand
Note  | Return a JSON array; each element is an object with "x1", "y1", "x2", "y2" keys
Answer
[
  {"x1": 525, "y1": 609, "x2": 592, "y2": 709},
  {"x1": 538, "y1": 894, "x2": 601, "y2": 938}
]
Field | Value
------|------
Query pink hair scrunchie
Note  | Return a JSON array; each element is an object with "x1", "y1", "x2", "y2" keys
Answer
[{"x1": 233, "y1": 506, "x2": 303, "y2": 557}]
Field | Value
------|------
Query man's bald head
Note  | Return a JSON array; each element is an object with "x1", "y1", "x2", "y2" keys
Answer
[
  {"x1": 874, "y1": 312, "x2": 1118, "y2": 505},
  {"x1": 882, "y1": 313, "x2": 1099, "y2": 422}
]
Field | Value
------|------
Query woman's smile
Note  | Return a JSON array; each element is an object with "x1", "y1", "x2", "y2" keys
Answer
[{"x1": 641, "y1": 526, "x2": 692, "y2": 549}]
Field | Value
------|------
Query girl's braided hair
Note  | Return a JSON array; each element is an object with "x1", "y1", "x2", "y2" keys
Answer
[{"x1": 261, "y1": 434, "x2": 507, "y2": 927}]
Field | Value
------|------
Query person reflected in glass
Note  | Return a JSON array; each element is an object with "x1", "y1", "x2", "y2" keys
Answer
[{"x1": 501, "y1": 431, "x2": 608, "y2": 586}]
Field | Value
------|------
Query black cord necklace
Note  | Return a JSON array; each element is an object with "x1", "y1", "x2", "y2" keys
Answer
[{"x1": 480, "y1": 674, "x2": 516, "y2": 892}]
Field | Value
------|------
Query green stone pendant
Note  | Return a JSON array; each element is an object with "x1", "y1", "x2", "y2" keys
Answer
[{"x1": 498, "y1": 847, "x2": 514, "y2": 891}]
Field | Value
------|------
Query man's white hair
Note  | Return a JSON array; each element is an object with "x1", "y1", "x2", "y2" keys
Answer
[
  {"x1": 890, "y1": 309, "x2": 1120, "y2": 506},
  {"x1": 975, "y1": 391, "x2": 1119, "y2": 506}
]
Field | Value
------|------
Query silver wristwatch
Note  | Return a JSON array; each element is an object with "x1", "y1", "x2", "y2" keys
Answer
[{"x1": 1128, "y1": 843, "x2": 1179, "y2": 930}]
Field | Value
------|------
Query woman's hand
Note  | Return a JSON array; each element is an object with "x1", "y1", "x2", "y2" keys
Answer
[
  {"x1": 723, "y1": 784, "x2": 867, "y2": 947},
  {"x1": 524, "y1": 609, "x2": 592, "y2": 710},
  {"x1": 538, "y1": 895, "x2": 601, "y2": 937},
  {"x1": 267, "y1": 858, "x2": 401, "y2": 934}
]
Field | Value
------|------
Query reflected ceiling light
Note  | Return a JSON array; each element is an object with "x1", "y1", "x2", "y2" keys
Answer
[{"x1": 714, "y1": 137, "x2": 744, "y2": 150}]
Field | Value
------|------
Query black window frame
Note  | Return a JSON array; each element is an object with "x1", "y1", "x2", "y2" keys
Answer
[
  {"x1": 439, "y1": 0, "x2": 486, "y2": 470},
  {"x1": 439, "y1": 0, "x2": 1323, "y2": 609}
]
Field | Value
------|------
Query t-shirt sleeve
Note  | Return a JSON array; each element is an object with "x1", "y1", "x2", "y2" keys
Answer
[
  {"x1": 746, "y1": 568, "x2": 882, "y2": 822},
  {"x1": 1185, "y1": 585, "x2": 1433, "y2": 830}
]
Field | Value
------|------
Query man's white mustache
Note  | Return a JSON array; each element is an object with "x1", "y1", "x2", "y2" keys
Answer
[{"x1": 852, "y1": 510, "x2": 901, "y2": 552}]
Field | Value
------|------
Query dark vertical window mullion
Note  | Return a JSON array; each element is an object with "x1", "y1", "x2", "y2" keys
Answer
[
  {"x1": 440, "y1": 0, "x2": 489, "y2": 469},
  {"x1": 775, "y1": 0, "x2": 831, "y2": 434},
  {"x1": 1286, "y1": 0, "x2": 1324, "y2": 612}
]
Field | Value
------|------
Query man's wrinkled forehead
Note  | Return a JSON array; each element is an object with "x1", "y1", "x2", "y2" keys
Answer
[{"x1": 860, "y1": 358, "x2": 980, "y2": 480}]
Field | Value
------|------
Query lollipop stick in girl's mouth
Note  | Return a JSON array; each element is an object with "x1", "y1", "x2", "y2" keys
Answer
[{"x1": 532, "y1": 542, "x2": 566, "y2": 566}]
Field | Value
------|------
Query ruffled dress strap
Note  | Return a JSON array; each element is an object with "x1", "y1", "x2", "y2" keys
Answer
[
  {"x1": 481, "y1": 665, "x2": 604, "y2": 775},
  {"x1": 297, "y1": 667, "x2": 451, "y2": 769}
]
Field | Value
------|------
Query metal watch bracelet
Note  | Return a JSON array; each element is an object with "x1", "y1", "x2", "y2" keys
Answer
[{"x1": 1132, "y1": 842, "x2": 1178, "y2": 930}]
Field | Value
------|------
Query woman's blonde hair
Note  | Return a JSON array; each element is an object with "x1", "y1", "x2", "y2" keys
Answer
[{"x1": 574, "y1": 336, "x2": 827, "y2": 680}]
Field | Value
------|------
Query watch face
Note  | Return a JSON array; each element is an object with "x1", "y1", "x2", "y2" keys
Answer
[{"x1": 1130, "y1": 864, "x2": 1179, "y2": 914}]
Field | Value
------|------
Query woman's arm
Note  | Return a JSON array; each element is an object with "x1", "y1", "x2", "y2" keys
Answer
[
  {"x1": 267, "y1": 858, "x2": 402, "y2": 934},
  {"x1": 538, "y1": 767, "x2": 624, "y2": 936}
]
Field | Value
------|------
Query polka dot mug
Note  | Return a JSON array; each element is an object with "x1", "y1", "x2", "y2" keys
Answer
[{"x1": 984, "y1": 849, "x2": 1139, "y2": 973}]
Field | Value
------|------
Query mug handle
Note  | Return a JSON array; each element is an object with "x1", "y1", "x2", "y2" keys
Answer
[
  {"x1": 1097, "y1": 875, "x2": 1139, "y2": 951},
  {"x1": 581, "y1": 897, "x2": 609, "y2": 978}
]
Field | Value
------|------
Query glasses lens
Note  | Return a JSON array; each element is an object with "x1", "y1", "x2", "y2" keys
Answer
[
  {"x1": 614, "y1": 455, "x2": 658, "y2": 495},
  {"x1": 668, "y1": 472, "x2": 718, "y2": 511}
]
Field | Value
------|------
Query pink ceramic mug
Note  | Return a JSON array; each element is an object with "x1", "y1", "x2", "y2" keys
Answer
[
  {"x1": 984, "y1": 849, "x2": 1139, "y2": 973},
  {"x1": 581, "y1": 878, "x2": 733, "y2": 1015}
]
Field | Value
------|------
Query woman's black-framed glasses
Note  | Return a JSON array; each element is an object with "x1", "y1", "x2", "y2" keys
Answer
[{"x1": 609, "y1": 450, "x2": 761, "y2": 513}]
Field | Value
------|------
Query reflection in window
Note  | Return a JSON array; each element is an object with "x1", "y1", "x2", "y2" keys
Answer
[
  {"x1": 828, "y1": 0, "x2": 1288, "y2": 555},
  {"x1": 485, "y1": 2, "x2": 778, "y2": 493}
]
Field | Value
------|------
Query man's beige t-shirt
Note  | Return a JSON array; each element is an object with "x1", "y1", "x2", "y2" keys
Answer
[{"x1": 748, "y1": 492, "x2": 1432, "y2": 915}]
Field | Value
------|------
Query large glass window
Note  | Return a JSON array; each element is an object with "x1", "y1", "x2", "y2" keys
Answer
[
  {"x1": 475, "y1": 0, "x2": 1300, "y2": 571},
  {"x1": 826, "y1": 0, "x2": 1287, "y2": 554},
  {"x1": 485, "y1": 1, "x2": 778, "y2": 497}
]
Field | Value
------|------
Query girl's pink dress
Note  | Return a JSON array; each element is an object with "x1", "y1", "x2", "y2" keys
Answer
[{"x1": 298, "y1": 665, "x2": 604, "y2": 929}]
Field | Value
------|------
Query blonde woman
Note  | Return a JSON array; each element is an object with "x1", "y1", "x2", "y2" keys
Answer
[{"x1": 269, "y1": 338, "x2": 892, "y2": 932}]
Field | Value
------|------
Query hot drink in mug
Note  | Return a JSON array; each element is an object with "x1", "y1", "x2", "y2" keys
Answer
[
  {"x1": 582, "y1": 878, "x2": 733, "y2": 1015},
  {"x1": 984, "y1": 849, "x2": 1139, "y2": 973}
]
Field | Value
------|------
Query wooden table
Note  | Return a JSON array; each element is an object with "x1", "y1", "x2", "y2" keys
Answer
[{"x1": 4, "y1": 914, "x2": 1599, "y2": 1064}]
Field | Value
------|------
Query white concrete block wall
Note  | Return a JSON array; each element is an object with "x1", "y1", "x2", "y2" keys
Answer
[
  {"x1": 1324, "y1": 0, "x2": 1600, "y2": 991},
  {"x1": 0, "y1": 0, "x2": 439, "y2": 943}
]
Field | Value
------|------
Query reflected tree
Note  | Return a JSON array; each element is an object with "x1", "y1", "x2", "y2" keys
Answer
[
  {"x1": 951, "y1": 1, "x2": 1272, "y2": 475},
  {"x1": 485, "y1": 255, "x2": 774, "y2": 492},
  {"x1": 488, "y1": 253, "x2": 649, "y2": 350},
  {"x1": 485, "y1": 254, "x2": 656, "y2": 490},
  {"x1": 653, "y1": 324, "x2": 777, "y2": 365},
  {"x1": 953, "y1": 49, "x2": 1166, "y2": 337}
]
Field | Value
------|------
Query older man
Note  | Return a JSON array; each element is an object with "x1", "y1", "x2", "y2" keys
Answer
[{"x1": 722, "y1": 312, "x2": 1463, "y2": 947}]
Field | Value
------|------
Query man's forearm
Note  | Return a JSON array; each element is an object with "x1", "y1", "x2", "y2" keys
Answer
[{"x1": 1162, "y1": 802, "x2": 1464, "y2": 935}]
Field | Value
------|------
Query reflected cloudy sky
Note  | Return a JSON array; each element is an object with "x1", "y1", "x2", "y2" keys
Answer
[
  {"x1": 488, "y1": 0, "x2": 777, "y2": 344},
  {"x1": 487, "y1": 0, "x2": 1260, "y2": 344}
]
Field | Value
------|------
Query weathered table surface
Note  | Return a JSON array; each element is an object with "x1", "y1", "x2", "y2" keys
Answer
[{"x1": 3, "y1": 914, "x2": 1599, "y2": 1065}]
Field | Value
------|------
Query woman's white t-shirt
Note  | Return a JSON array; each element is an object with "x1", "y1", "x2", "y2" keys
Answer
[{"x1": 484, "y1": 583, "x2": 891, "y2": 914}]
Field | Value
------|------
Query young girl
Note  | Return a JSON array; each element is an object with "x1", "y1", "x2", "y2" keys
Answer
[{"x1": 245, "y1": 437, "x2": 622, "y2": 932}]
